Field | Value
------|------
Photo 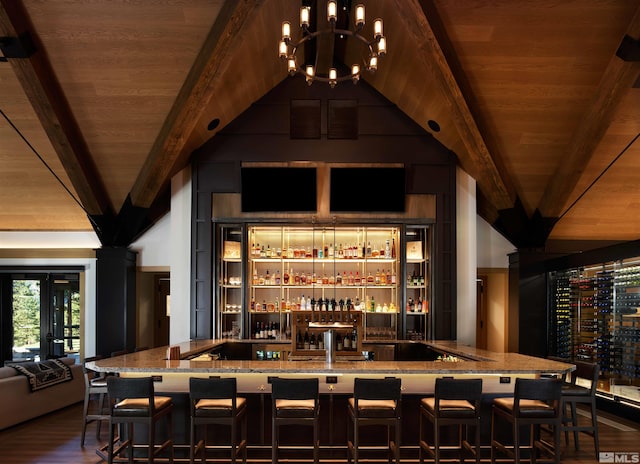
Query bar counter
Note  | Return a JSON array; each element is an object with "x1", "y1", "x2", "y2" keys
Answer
[{"x1": 89, "y1": 340, "x2": 573, "y2": 395}]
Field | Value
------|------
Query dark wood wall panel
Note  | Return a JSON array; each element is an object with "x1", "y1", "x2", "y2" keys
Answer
[{"x1": 191, "y1": 79, "x2": 458, "y2": 340}]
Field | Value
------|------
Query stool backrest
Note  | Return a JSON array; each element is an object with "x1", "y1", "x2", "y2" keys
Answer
[
  {"x1": 271, "y1": 377, "x2": 319, "y2": 400},
  {"x1": 435, "y1": 378, "x2": 482, "y2": 401},
  {"x1": 570, "y1": 361, "x2": 599, "y2": 394},
  {"x1": 353, "y1": 377, "x2": 401, "y2": 401},
  {"x1": 190, "y1": 377, "x2": 237, "y2": 401},
  {"x1": 107, "y1": 376, "x2": 156, "y2": 415},
  {"x1": 514, "y1": 378, "x2": 562, "y2": 415}
]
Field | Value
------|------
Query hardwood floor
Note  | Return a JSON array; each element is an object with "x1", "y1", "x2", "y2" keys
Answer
[{"x1": 0, "y1": 401, "x2": 638, "y2": 463}]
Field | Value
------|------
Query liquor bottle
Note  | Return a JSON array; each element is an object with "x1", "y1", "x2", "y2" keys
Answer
[
  {"x1": 422, "y1": 298, "x2": 428, "y2": 313},
  {"x1": 275, "y1": 270, "x2": 281, "y2": 285},
  {"x1": 355, "y1": 271, "x2": 361, "y2": 285},
  {"x1": 265, "y1": 270, "x2": 270, "y2": 285},
  {"x1": 294, "y1": 271, "x2": 300, "y2": 285},
  {"x1": 385, "y1": 269, "x2": 391, "y2": 285},
  {"x1": 375, "y1": 269, "x2": 381, "y2": 285},
  {"x1": 366, "y1": 241, "x2": 372, "y2": 257},
  {"x1": 385, "y1": 240, "x2": 391, "y2": 257},
  {"x1": 370, "y1": 296, "x2": 375, "y2": 312},
  {"x1": 296, "y1": 330, "x2": 303, "y2": 349},
  {"x1": 303, "y1": 331, "x2": 310, "y2": 350},
  {"x1": 349, "y1": 271, "x2": 355, "y2": 286},
  {"x1": 253, "y1": 267, "x2": 258, "y2": 285},
  {"x1": 343, "y1": 331, "x2": 352, "y2": 349},
  {"x1": 417, "y1": 297, "x2": 423, "y2": 313},
  {"x1": 309, "y1": 332, "x2": 317, "y2": 350},
  {"x1": 255, "y1": 322, "x2": 260, "y2": 339},
  {"x1": 283, "y1": 268, "x2": 290, "y2": 285},
  {"x1": 266, "y1": 245, "x2": 272, "y2": 258},
  {"x1": 336, "y1": 332, "x2": 343, "y2": 351},
  {"x1": 391, "y1": 267, "x2": 396, "y2": 285},
  {"x1": 336, "y1": 272, "x2": 343, "y2": 285},
  {"x1": 367, "y1": 272, "x2": 374, "y2": 284},
  {"x1": 328, "y1": 243, "x2": 334, "y2": 258},
  {"x1": 391, "y1": 238, "x2": 396, "y2": 259},
  {"x1": 338, "y1": 243, "x2": 344, "y2": 258},
  {"x1": 300, "y1": 295, "x2": 306, "y2": 310}
]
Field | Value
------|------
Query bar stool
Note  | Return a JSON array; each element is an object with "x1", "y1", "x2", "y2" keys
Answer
[
  {"x1": 347, "y1": 377, "x2": 401, "y2": 464},
  {"x1": 106, "y1": 376, "x2": 174, "y2": 464},
  {"x1": 419, "y1": 378, "x2": 483, "y2": 464},
  {"x1": 271, "y1": 377, "x2": 320, "y2": 464},
  {"x1": 80, "y1": 355, "x2": 109, "y2": 447},
  {"x1": 561, "y1": 360, "x2": 599, "y2": 457},
  {"x1": 189, "y1": 377, "x2": 247, "y2": 464},
  {"x1": 491, "y1": 378, "x2": 562, "y2": 464}
]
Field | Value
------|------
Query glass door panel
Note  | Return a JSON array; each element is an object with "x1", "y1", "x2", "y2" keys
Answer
[{"x1": 12, "y1": 278, "x2": 42, "y2": 362}]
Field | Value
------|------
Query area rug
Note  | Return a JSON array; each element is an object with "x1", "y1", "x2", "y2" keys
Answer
[{"x1": 9, "y1": 359, "x2": 73, "y2": 392}]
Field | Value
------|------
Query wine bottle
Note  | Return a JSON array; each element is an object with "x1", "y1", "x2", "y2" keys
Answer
[
  {"x1": 343, "y1": 331, "x2": 351, "y2": 349},
  {"x1": 336, "y1": 332, "x2": 343, "y2": 351},
  {"x1": 309, "y1": 332, "x2": 317, "y2": 350},
  {"x1": 303, "y1": 330, "x2": 310, "y2": 350}
]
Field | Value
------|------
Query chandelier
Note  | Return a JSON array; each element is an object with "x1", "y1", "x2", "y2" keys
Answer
[{"x1": 279, "y1": 1, "x2": 387, "y2": 87}]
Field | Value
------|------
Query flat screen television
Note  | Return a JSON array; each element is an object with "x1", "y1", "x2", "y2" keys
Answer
[
  {"x1": 330, "y1": 167, "x2": 405, "y2": 212},
  {"x1": 241, "y1": 167, "x2": 317, "y2": 212}
]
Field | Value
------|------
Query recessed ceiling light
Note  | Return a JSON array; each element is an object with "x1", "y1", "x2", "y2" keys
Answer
[
  {"x1": 207, "y1": 118, "x2": 220, "y2": 131},
  {"x1": 427, "y1": 120, "x2": 440, "y2": 132}
]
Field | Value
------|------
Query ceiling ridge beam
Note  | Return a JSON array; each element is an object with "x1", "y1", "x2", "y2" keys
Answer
[
  {"x1": 0, "y1": 0, "x2": 111, "y2": 217},
  {"x1": 537, "y1": 5, "x2": 640, "y2": 220},
  {"x1": 129, "y1": 0, "x2": 265, "y2": 209},
  {"x1": 393, "y1": 0, "x2": 516, "y2": 212}
]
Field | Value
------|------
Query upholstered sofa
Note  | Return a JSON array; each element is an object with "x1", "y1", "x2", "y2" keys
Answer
[{"x1": 0, "y1": 357, "x2": 84, "y2": 430}]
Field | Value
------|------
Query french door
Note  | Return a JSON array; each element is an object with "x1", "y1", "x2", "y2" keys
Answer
[{"x1": 1, "y1": 272, "x2": 80, "y2": 362}]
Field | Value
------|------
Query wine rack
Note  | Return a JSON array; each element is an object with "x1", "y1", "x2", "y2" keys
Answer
[{"x1": 550, "y1": 261, "x2": 640, "y2": 405}]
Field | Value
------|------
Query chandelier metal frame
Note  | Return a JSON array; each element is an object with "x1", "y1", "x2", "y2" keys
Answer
[{"x1": 279, "y1": 2, "x2": 387, "y2": 87}]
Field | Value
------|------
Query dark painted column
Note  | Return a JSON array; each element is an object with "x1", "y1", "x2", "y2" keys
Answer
[{"x1": 96, "y1": 247, "x2": 137, "y2": 357}]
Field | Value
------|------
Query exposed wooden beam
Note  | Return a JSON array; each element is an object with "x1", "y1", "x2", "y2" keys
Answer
[
  {"x1": 538, "y1": 5, "x2": 640, "y2": 219},
  {"x1": 130, "y1": 0, "x2": 264, "y2": 208},
  {"x1": 393, "y1": 0, "x2": 516, "y2": 212},
  {"x1": 0, "y1": 0, "x2": 111, "y2": 217}
]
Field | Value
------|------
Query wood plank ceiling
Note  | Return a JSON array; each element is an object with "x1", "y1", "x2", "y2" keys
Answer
[{"x1": 0, "y1": 0, "x2": 639, "y2": 249}]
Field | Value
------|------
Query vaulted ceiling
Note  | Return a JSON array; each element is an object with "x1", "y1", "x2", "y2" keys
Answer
[{"x1": 1, "y1": 0, "x2": 639, "y2": 250}]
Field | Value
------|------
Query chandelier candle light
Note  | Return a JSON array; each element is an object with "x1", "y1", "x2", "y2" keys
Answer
[{"x1": 279, "y1": 1, "x2": 387, "y2": 87}]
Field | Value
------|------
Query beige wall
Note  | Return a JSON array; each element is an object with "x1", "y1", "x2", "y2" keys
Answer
[{"x1": 479, "y1": 268, "x2": 509, "y2": 353}]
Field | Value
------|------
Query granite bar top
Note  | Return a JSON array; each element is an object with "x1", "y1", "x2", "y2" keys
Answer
[{"x1": 89, "y1": 340, "x2": 574, "y2": 376}]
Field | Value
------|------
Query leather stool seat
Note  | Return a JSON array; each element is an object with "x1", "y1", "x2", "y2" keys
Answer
[
  {"x1": 491, "y1": 378, "x2": 562, "y2": 464},
  {"x1": 105, "y1": 376, "x2": 174, "y2": 464},
  {"x1": 348, "y1": 377, "x2": 401, "y2": 464},
  {"x1": 189, "y1": 377, "x2": 247, "y2": 464},
  {"x1": 81, "y1": 356, "x2": 109, "y2": 448},
  {"x1": 560, "y1": 361, "x2": 600, "y2": 458},
  {"x1": 271, "y1": 377, "x2": 320, "y2": 464},
  {"x1": 419, "y1": 378, "x2": 482, "y2": 464}
]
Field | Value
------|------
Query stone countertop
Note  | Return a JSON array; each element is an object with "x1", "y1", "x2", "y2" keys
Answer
[{"x1": 89, "y1": 340, "x2": 574, "y2": 376}]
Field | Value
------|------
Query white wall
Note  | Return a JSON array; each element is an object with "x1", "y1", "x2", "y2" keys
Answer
[
  {"x1": 477, "y1": 216, "x2": 515, "y2": 268},
  {"x1": 456, "y1": 167, "x2": 477, "y2": 346},
  {"x1": 130, "y1": 214, "x2": 171, "y2": 268},
  {"x1": 168, "y1": 166, "x2": 192, "y2": 344}
]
